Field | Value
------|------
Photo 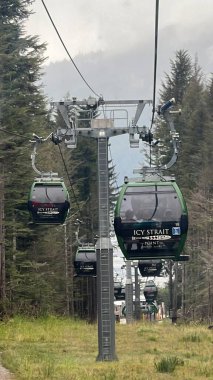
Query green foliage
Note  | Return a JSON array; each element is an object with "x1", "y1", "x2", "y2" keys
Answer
[
  {"x1": 182, "y1": 333, "x2": 201, "y2": 342},
  {"x1": 154, "y1": 356, "x2": 184, "y2": 373},
  {"x1": 0, "y1": 0, "x2": 53, "y2": 315},
  {"x1": 159, "y1": 49, "x2": 193, "y2": 105},
  {"x1": 69, "y1": 136, "x2": 98, "y2": 239},
  {"x1": 155, "y1": 49, "x2": 213, "y2": 323},
  {"x1": 1, "y1": 319, "x2": 213, "y2": 379}
]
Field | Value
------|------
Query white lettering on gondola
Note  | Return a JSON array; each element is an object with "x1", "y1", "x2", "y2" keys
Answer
[
  {"x1": 37, "y1": 208, "x2": 59, "y2": 215},
  {"x1": 133, "y1": 229, "x2": 170, "y2": 236},
  {"x1": 142, "y1": 235, "x2": 171, "y2": 240}
]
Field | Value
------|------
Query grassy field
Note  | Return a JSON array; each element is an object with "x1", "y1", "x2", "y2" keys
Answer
[{"x1": 0, "y1": 316, "x2": 212, "y2": 379}]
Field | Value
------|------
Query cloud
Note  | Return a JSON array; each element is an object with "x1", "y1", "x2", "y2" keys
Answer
[
  {"x1": 31, "y1": 0, "x2": 213, "y2": 184},
  {"x1": 27, "y1": 0, "x2": 213, "y2": 65}
]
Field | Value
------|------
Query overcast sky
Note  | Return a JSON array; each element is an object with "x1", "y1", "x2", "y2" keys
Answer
[
  {"x1": 27, "y1": 0, "x2": 213, "y2": 74},
  {"x1": 25, "y1": 0, "x2": 213, "y2": 185}
]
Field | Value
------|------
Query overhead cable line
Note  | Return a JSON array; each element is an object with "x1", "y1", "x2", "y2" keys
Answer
[
  {"x1": 150, "y1": 0, "x2": 159, "y2": 130},
  {"x1": 41, "y1": 0, "x2": 101, "y2": 98},
  {"x1": 148, "y1": 0, "x2": 159, "y2": 168},
  {"x1": 0, "y1": 126, "x2": 30, "y2": 140}
]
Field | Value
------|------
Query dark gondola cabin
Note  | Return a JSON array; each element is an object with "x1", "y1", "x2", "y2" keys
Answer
[
  {"x1": 114, "y1": 281, "x2": 125, "y2": 300},
  {"x1": 28, "y1": 178, "x2": 70, "y2": 224},
  {"x1": 114, "y1": 179, "x2": 188, "y2": 261},
  {"x1": 138, "y1": 259, "x2": 162, "y2": 277},
  {"x1": 74, "y1": 246, "x2": 96, "y2": 277},
  {"x1": 143, "y1": 280, "x2": 158, "y2": 303}
]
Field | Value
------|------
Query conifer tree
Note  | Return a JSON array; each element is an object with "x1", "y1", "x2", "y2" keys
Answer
[
  {"x1": 0, "y1": 0, "x2": 50, "y2": 314},
  {"x1": 156, "y1": 51, "x2": 213, "y2": 321},
  {"x1": 159, "y1": 49, "x2": 193, "y2": 106},
  {"x1": 154, "y1": 50, "x2": 193, "y2": 176}
]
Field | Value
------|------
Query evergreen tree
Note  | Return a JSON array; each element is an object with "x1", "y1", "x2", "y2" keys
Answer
[
  {"x1": 152, "y1": 50, "x2": 193, "y2": 175},
  {"x1": 156, "y1": 50, "x2": 213, "y2": 322},
  {"x1": 0, "y1": 0, "x2": 50, "y2": 314},
  {"x1": 159, "y1": 50, "x2": 193, "y2": 106},
  {"x1": 176, "y1": 61, "x2": 208, "y2": 189}
]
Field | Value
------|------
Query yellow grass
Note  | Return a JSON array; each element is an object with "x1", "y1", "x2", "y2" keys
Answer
[{"x1": 0, "y1": 316, "x2": 213, "y2": 379}]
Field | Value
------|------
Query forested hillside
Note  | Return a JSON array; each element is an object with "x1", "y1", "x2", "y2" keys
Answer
[
  {"x1": 0, "y1": 1, "x2": 212, "y2": 323},
  {"x1": 155, "y1": 50, "x2": 213, "y2": 321},
  {"x1": 0, "y1": 0, "x2": 98, "y2": 319}
]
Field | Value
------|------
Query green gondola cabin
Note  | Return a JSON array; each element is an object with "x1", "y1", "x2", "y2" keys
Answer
[
  {"x1": 114, "y1": 179, "x2": 188, "y2": 261},
  {"x1": 138, "y1": 259, "x2": 163, "y2": 277},
  {"x1": 28, "y1": 178, "x2": 70, "y2": 224},
  {"x1": 74, "y1": 246, "x2": 97, "y2": 277},
  {"x1": 143, "y1": 280, "x2": 158, "y2": 303}
]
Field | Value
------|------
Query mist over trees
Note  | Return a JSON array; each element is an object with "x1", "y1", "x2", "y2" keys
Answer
[{"x1": 0, "y1": 1, "x2": 212, "y2": 322}]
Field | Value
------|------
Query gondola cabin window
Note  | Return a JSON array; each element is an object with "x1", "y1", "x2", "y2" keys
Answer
[
  {"x1": 32, "y1": 184, "x2": 66, "y2": 204},
  {"x1": 120, "y1": 186, "x2": 182, "y2": 223}
]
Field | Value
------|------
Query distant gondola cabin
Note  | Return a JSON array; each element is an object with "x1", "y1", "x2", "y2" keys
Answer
[
  {"x1": 143, "y1": 280, "x2": 158, "y2": 303},
  {"x1": 28, "y1": 178, "x2": 70, "y2": 224},
  {"x1": 74, "y1": 246, "x2": 96, "y2": 277},
  {"x1": 138, "y1": 259, "x2": 162, "y2": 277},
  {"x1": 114, "y1": 281, "x2": 125, "y2": 300}
]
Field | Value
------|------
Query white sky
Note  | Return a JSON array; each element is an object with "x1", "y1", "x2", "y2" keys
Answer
[{"x1": 27, "y1": 0, "x2": 213, "y2": 68}]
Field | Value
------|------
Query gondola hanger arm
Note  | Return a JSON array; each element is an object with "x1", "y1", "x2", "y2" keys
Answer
[
  {"x1": 134, "y1": 98, "x2": 182, "y2": 176},
  {"x1": 30, "y1": 132, "x2": 58, "y2": 177},
  {"x1": 158, "y1": 98, "x2": 181, "y2": 170}
]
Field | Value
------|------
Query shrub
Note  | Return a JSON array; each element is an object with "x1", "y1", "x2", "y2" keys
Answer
[{"x1": 155, "y1": 356, "x2": 184, "y2": 373}]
